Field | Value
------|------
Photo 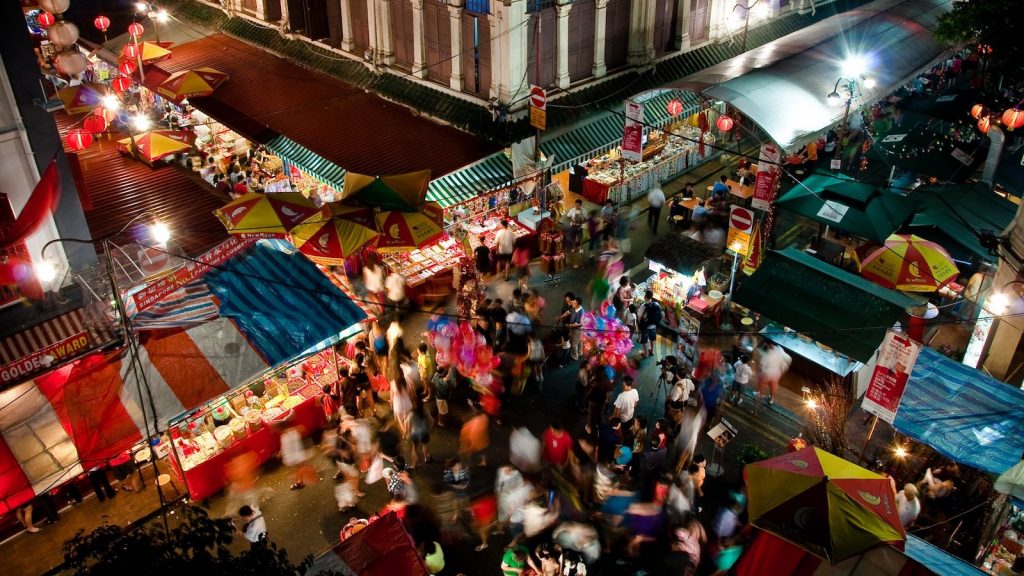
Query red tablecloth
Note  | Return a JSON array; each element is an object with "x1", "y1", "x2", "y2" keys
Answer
[
  {"x1": 171, "y1": 395, "x2": 324, "y2": 501},
  {"x1": 582, "y1": 178, "x2": 613, "y2": 203}
]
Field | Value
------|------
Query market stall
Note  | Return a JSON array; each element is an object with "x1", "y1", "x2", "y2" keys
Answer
[
  {"x1": 376, "y1": 236, "x2": 464, "y2": 300},
  {"x1": 645, "y1": 232, "x2": 725, "y2": 331},
  {"x1": 579, "y1": 126, "x2": 716, "y2": 204}
]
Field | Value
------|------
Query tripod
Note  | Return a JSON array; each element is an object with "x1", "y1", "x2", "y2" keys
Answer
[{"x1": 646, "y1": 369, "x2": 671, "y2": 426}]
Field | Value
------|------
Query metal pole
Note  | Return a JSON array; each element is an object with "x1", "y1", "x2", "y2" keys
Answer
[
  {"x1": 533, "y1": 8, "x2": 541, "y2": 164},
  {"x1": 857, "y1": 414, "x2": 878, "y2": 465},
  {"x1": 835, "y1": 84, "x2": 852, "y2": 164},
  {"x1": 741, "y1": 0, "x2": 753, "y2": 53},
  {"x1": 720, "y1": 251, "x2": 740, "y2": 330}
]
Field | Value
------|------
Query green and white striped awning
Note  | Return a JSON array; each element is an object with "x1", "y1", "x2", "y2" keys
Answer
[
  {"x1": 265, "y1": 134, "x2": 347, "y2": 191},
  {"x1": 639, "y1": 89, "x2": 701, "y2": 128},
  {"x1": 426, "y1": 152, "x2": 514, "y2": 208}
]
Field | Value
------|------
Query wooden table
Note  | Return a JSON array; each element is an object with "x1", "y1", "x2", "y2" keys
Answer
[{"x1": 726, "y1": 179, "x2": 755, "y2": 200}]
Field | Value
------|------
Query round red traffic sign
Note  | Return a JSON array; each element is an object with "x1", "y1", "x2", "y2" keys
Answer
[
  {"x1": 529, "y1": 86, "x2": 547, "y2": 110},
  {"x1": 729, "y1": 206, "x2": 754, "y2": 232}
]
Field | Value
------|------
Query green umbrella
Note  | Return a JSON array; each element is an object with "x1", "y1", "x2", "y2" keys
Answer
[{"x1": 774, "y1": 174, "x2": 914, "y2": 243}]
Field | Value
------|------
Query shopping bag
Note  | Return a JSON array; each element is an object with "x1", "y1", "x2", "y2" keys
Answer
[{"x1": 366, "y1": 453, "x2": 385, "y2": 484}]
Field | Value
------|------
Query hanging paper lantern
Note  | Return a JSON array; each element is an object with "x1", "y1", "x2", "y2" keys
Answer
[
  {"x1": 128, "y1": 22, "x2": 145, "y2": 38},
  {"x1": 666, "y1": 99, "x2": 683, "y2": 117},
  {"x1": 65, "y1": 129, "x2": 93, "y2": 151},
  {"x1": 970, "y1": 104, "x2": 987, "y2": 119},
  {"x1": 1003, "y1": 107, "x2": 1024, "y2": 132},
  {"x1": 39, "y1": 0, "x2": 70, "y2": 15},
  {"x1": 47, "y1": 21, "x2": 79, "y2": 46},
  {"x1": 94, "y1": 106, "x2": 118, "y2": 124},
  {"x1": 54, "y1": 52, "x2": 88, "y2": 76},
  {"x1": 123, "y1": 43, "x2": 140, "y2": 59},
  {"x1": 716, "y1": 115, "x2": 735, "y2": 132},
  {"x1": 94, "y1": 15, "x2": 111, "y2": 32},
  {"x1": 111, "y1": 75, "x2": 132, "y2": 93},
  {"x1": 82, "y1": 115, "x2": 107, "y2": 134},
  {"x1": 37, "y1": 11, "x2": 55, "y2": 27},
  {"x1": 118, "y1": 59, "x2": 136, "y2": 76},
  {"x1": 978, "y1": 116, "x2": 991, "y2": 134}
]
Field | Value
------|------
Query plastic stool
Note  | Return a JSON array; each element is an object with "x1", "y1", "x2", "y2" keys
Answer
[{"x1": 156, "y1": 474, "x2": 181, "y2": 497}]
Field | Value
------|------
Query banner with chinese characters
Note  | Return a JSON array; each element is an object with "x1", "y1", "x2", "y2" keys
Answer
[
  {"x1": 751, "y1": 143, "x2": 782, "y2": 211},
  {"x1": 621, "y1": 100, "x2": 645, "y2": 162},
  {"x1": 862, "y1": 330, "x2": 921, "y2": 423}
]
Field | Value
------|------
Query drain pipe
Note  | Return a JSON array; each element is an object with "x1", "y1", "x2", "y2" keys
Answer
[{"x1": 981, "y1": 124, "x2": 1005, "y2": 186}]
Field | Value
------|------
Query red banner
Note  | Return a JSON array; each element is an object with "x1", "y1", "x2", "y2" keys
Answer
[
  {"x1": 751, "y1": 143, "x2": 782, "y2": 211},
  {"x1": 862, "y1": 331, "x2": 921, "y2": 424},
  {"x1": 130, "y1": 236, "x2": 256, "y2": 312},
  {"x1": 0, "y1": 331, "x2": 90, "y2": 385},
  {"x1": 621, "y1": 100, "x2": 645, "y2": 163}
]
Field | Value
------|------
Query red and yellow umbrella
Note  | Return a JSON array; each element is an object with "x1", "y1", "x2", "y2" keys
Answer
[
  {"x1": 746, "y1": 446, "x2": 905, "y2": 563},
  {"x1": 290, "y1": 205, "x2": 379, "y2": 264},
  {"x1": 57, "y1": 83, "x2": 106, "y2": 115},
  {"x1": 856, "y1": 234, "x2": 958, "y2": 292},
  {"x1": 374, "y1": 202, "x2": 444, "y2": 252},
  {"x1": 156, "y1": 67, "x2": 229, "y2": 103},
  {"x1": 124, "y1": 40, "x2": 173, "y2": 64},
  {"x1": 116, "y1": 130, "x2": 193, "y2": 164},
  {"x1": 214, "y1": 192, "x2": 323, "y2": 236}
]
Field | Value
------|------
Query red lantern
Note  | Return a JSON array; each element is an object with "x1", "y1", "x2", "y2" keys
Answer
[
  {"x1": 970, "y1": 104, "x2": 987, "y2": 119},
  {"x1": 94, "y1": 15, "x2": 110, "y2": 32},
  {"x1": 82, "y1": 114, "x2": 107, "y2": 134},
  {"x1": 123, "y1": 43, "x2": 140, "y2": 59},
  {"x1": 38, "y1": 11, "x2": 55, "y2": 27},
  {"x1": 119, "y1": 59, "x2": 136, "y2": 75},
  {"x1": 111, "y1": 75, "x2": 132, "y2": 93},
  {"x1": 128, "y1": 22, "x2": 144, "y2": 38},
  {"x1": 716, "y1": 115, "x2": 735, "y2": 132},
  {"x1": 65, "y1": 129, "x2": 93, "y2": 151},
  {"x1": 94, "y1": 106, "x2": 117, "y2": 123},
  {"x1": 978, "y1": 116, "x2": 991, "y2": 134},
  {"x1": 1003, "y1": 107, "x2": 1024, "y2": 132},
  {"x1": 666, "y1": 99, "x2": 683, "y2": 117}
]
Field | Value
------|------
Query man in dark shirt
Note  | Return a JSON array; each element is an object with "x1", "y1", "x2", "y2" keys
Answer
[{"x1": 474, "y1": 236, "x2": 491, "y2": 277}]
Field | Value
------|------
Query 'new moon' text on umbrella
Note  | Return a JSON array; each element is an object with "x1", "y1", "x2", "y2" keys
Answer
[
  {"x1": 289, "y1": 205, "x2": 379, "y2": 265},
  {"x1": 156, "y1": 67, "x2": 229, "y2": 104},
  {"x1": 214, "y1": 192, "x2": 323, "y2": 237},
  {"x1": 855, "y1": 234, "x2": 959, "y2": 292},
  {"x1": 745, "y1": 446, "x2": 905, "y2": 563},
  {"x1": 115, "y1": 130, "x2": 193, "y2": 165}
]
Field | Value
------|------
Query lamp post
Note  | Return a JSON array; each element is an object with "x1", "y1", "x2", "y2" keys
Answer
[
  {"x1": 35, "y1": 214, "x2": 174, "y2": 530},
  {"x1": 825, "y1": 56, "x2": 876, "y2": 166}
]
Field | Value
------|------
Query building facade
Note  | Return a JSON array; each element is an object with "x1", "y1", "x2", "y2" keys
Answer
[{"x1": 220, "y1": 0, "x2": 822, "y2": 111}]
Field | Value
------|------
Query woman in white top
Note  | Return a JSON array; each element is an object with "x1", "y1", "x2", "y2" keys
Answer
[{"x1": 756, "y1": 342, "x2": 791, "y2": 405}]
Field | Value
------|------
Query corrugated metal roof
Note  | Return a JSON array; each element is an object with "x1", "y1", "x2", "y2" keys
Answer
[
  {"x1": 56, "y1": 112, "x2": 230, "y2": 256},
  {"x1": 153, "y1": 34, "x2": 497, "y2": 178}
]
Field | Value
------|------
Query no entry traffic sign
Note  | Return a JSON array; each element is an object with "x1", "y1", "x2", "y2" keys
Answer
[
  {"x1": 729, "y1": 206, "x2": 754, "y2": 232},
  {"x1": 529, "y1": 85, "x2": 547, "y2": 110}
]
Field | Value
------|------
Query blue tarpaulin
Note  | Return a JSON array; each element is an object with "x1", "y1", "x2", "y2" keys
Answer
[
  {"x1": 904, "y1": 535, "x2": 985, "y2": 576},
  {"x1": 203, "y1": 242, "x2": 366, "y2": 367},
  {"x1": 893, "y1": 347, "x2": 1024, "y2": 475}
]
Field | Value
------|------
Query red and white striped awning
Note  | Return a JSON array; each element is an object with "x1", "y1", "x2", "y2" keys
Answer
[{"x1": 0, "y1": 308, "x2": 114, "y2": 366}]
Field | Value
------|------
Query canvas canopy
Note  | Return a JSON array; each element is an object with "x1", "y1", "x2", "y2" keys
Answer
[
  {"x1": 309, "y1": 512, "x2": 430, "y2": 576},
  {"x1": 893, "y1": 346, "x2": 1024, "y2": 476},
  {"x1": 904, "y1": 183, "x2": 1016, "y2": 264},
  {"x1": 682, "y1": 0, "x2": 951, "y2": 150}
]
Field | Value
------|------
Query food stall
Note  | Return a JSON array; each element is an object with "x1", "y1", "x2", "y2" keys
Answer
[
  {"x1": 645, "y1": 232, "x2": 724, "y2": 330},
  {"x1": 166, "y1": 347, "x2": 349, "y2": 500},
  {"x1": 579, "y1": 126, "x2": 716, "y2": 204},
  {"x1": 463, "y1": 216, "x2": 534, "y2": 253},
  {"x1": 376, "y1": 236, "x2": 465, "y2": 301}
]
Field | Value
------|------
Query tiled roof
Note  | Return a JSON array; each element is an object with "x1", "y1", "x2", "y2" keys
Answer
[
  {"x1": 55, "y1": 112, "x2": 229, "y2": 256},
  {"x1": 149, "y1": 34, "x2": 498, "y2": 178}
]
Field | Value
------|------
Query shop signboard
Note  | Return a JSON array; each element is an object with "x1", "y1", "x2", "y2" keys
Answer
[
  {"x1": 1, "y1": 331, "x2": 90, "y2": 385},
  {"x1": 727, "y1": 206, "x2": 754, "y2": 256},
  {"x1": 677, "y1": 309, "x2": 702, "y2": 369},
  {"x1": 131, "y1": 236, "x2": 257, "y2": 313},
  {"x1": 622, "y1": 99, "x2": 645, "y2": 163},
  {"x1": 529, "y1": 85, "x2": 547, "y2": 130},
  {"x1": 862, "y1": 330, "x2": 922, "y2": 423},
  {"x1": 751, "y1": 143, "x2": 781, "y2": 211}
]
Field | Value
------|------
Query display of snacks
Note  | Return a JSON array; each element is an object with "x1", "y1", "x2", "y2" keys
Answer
[
  {"x1": 469, "y1": 218, "x2": 532, "y2": 251},
  {"x1": 380, "y1": 236, "x2": 463, "y2": 287}
]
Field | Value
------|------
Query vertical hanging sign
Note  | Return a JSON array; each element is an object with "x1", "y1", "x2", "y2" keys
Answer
[
  {"x1": 621, "y1": 99, "x2": 645, "y2": 162},
  {"x1": 862, "y1": 330, "x2": 922, "y2": 423},
  {"x1": 751, "y1": 143, "x2": 782, "y2": 211}
]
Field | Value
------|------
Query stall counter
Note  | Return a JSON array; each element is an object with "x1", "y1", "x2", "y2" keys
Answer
[
  {"x1": 170, "y1": 394, "x2": 324, "y2": 501},
  {"x1": 760, "y1": 323, "x2": 862, "y2": 377}
]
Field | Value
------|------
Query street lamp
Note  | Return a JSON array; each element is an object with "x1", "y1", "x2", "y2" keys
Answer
[
  {"x1": 36, "y1": 213, "x2": 175, "y2": 529},
  {"x1": 825, "y1": 55, "x2": 876, "y2": 165}
]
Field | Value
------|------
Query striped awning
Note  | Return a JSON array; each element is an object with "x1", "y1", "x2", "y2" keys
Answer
[
  {"x1": 637, "y1": 89, "x2": 701, "y2": 130},
  {"x1": 426, "y1": 152, "x2": 514, "y2": 208},
  {"x1": 265, "y1": 134, "x2": 348, "y2": 191},
  {"x1": 0, "y1": 309, "x2": 114, "y2": 366}
]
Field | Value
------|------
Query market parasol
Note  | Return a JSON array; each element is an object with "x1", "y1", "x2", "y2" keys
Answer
[
  {"x1": 156, "y1": 67, "x2": 229, "y2": 103},
  {"x1": 214, "y1": 192, "x2": 324, "y2": 236},
  {"x1": 340, "y1": 170, "x2": 431, "y2": 211},
  {"x1": 289, "y1": 205, "x2": 379, "y2": 264},
  {"x1": 854, "y1": 234, "x2": 959, "y2": 292},
  {"x1": 995, "y1": 459, "x2": 1024, "y2": 501},
  {"x1": 745, "y1": 446, "x2": 905, "y2": 563},
  {"x1": 115, "y1": 130, "x2": 193, "y2": 164},
  {"x1": 57, "y1": 83, "x2": 106, "y2": 115},
  {"x1": 374, "y1": 202, "x2": 444, "y2": 252},
  {"x1": 126, "y1": 40, "x2": 174, "y2": 64}
]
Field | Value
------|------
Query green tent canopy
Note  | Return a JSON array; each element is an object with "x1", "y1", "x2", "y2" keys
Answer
[{"x1": 903, "y1": 182, "x2": 1016, "y2": 264}]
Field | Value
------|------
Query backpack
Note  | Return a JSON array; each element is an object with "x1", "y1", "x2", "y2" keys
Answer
[{"x1": 644, "y1": 301, "x2": 663, "y2": 327}]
